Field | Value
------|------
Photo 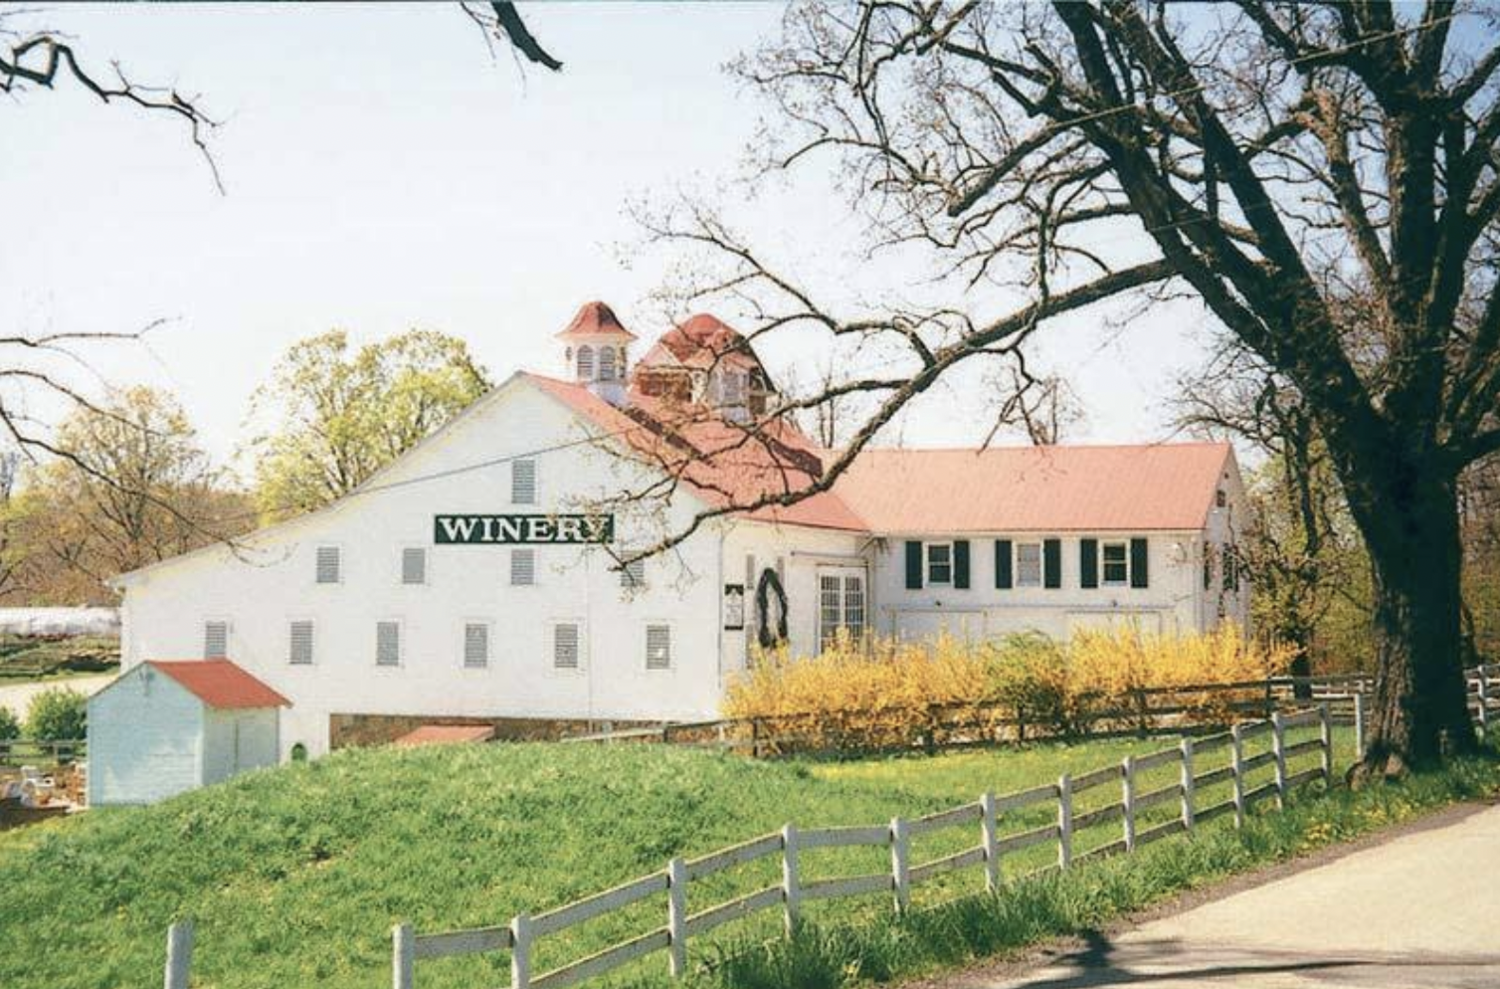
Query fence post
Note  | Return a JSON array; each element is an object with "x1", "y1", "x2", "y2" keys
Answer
[
  {"x1": 1231, "y1": 724, "x2": 1245, "y2": 830},
  {"x1": 1319, "y1": 703, "x2": 1333, "y2": 786},
  {"x1": 1180, "y1": 737, "x2": 1195, "y2": 832},
  {"x1": 980, "y1": 791, "x2": 1000, "y2": 893},
  {"x1": 667, "y1": 857, "x2": 688, "y2": 978},
  {"x1": 510, "y1": 913, "x2": 532, "y2": 989},
  {"x1": 1353, "y1": 692, "x2": 1366, "y2": 760},
  {"x1": 392, "y1": 923, "x2": 414, "y2": 989},
  {"x1": 1478, "y1": 668, "x2": 1490, "y2": 741},
  {"x1": 1120, "y1": 756, "x2": 1136, "y2": 852},
  {"x1": 890, "y1": 817, "x2": 911, "y2": 914},
  {"x1": 1057, "y1": 774, "x2": 1073, "y2": 870},
  {"x1": 781, "y1": 824, "x2": 801, "y2": 935},
  {"x1": 164, "y1": 920, "x2": 193, "y2": 989},
  {"x1": 1271, "y1": 712, "x2": 1287, "y2": 811}
]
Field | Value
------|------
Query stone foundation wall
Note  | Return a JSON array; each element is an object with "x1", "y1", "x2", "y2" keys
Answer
[{"x1": 328, "y1": 713, "x2": 660, "y2": 749}]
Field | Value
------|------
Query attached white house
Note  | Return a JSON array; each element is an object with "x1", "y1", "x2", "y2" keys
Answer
[
  {"x1": 86, "y1": 659, "x2": 289, "y2": 805},
  {"x1": 109, "y1": 302, "x2": 1248, "y2": 761}
]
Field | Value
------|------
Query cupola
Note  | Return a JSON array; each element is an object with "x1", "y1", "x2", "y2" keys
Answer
[{"x1": 556, "y1": 301, "x2": 637, "y2": 406}]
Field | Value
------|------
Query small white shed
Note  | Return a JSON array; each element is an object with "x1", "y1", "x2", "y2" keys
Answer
[{"x1": 87, "y1": 659, "x2": 290, "y2": 806}]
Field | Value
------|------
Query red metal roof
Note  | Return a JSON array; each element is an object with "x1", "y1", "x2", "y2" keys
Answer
[
  {"x1": 530, "y1": 372, "x2": 1230, "y2": 534},
  {"x1": 554, "y1": 301, "x2": 638, "y2": 341},
  {"x1": 146, "y1": 660, "x2": 291, "y2": 710},
  {"x1": 831, "y1": 444, "x2": 1232, "y2": 533},
  {"x1": 393, "y1": 724, "x2": 496, "y2": 747},
  {"x1": 638, "y1": 314, "x2": 759, "y2": 371}
]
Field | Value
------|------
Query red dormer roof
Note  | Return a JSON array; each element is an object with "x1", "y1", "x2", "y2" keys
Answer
[
  {"x1": 554, "y1": 301, "x2": 638, "y2": 341},
  {"x1": 637, "y1": 313, "x2": 761, "y2": 372},
  {"x1": 146, "y1": 660, "x2": 291, "y2": 710}
]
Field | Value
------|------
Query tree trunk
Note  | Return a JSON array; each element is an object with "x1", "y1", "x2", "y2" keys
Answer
[{"x1": 1355, "y1": 473, "x2": 1478, "y2": 776}]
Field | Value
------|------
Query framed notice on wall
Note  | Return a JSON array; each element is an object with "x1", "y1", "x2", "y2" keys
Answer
[{"x1": 723, "y1": 583, "x2": 746, "y2": 631}]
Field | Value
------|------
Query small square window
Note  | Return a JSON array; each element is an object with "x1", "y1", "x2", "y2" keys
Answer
[
  {"x1": 289, "y1": 621, "x2": 314, "y2": 666},
  {"x1": 512, "y1": 459, "x2": 537, "y2": 505},
  {"x1": 463, "y1": 622, "x2": 490, "y2": 669},
  {"x1": 1015, "y1": 542, "x2": 1043, "y2": 588},
  {"x1": 315, "y1": 545, "x2": 342, "y2": 584},
  {"x1": 203, "y1": 620, "x2": 229, "y2": 659},
  {"x1": 1102, "y1": 542, "x2": 1129, "y2": 586},
  {"x1": 511, "y1": 548, "x2": 536, "y2": 586},
  {"x1": 926, "y1": 543, "x2": 953, "y2": 585},
  {"x1": 401, "y1": 547, "x2": 427, "y2": 585},
  {"x1": 553, "y1": 622, "x2": 581, "y2": 670},
  {"x1": 645, "y1": 624, "x2": 672, "y2": 670},
  {"x1": 375, "y1": 621, "x2": 402, "y2": 667}
]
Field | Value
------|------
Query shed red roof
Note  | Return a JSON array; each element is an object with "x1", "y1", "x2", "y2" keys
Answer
[
  {"x1": 146, "y1": 660, "x2": 291, "y2": 710},
  {"x1": 393, "y1": 724, "x2": 496, "y2": 747},
  {"x1": 830, "y1": 444, "x2": 1233, "y2": 533}
]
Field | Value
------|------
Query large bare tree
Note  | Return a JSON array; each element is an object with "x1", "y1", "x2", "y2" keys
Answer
[{"x1": 624, "y1": 2, "x2": 1500, "y2": 774}]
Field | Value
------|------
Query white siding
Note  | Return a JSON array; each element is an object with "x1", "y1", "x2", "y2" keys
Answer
[
  {"x1": 201, "y1": 707, "x2": 280, "y2": 787},
  {"x1": 87, "y1": 666, "x2": 203, "y2": 806}
]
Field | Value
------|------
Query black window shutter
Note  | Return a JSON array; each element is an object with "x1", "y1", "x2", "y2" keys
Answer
[
  {"x1": 1043, "y1": 538, "x2": 1062, "y2": 589},
  {"x1": 1130, "y1": 537, "x2": 1150, "y2": 588},
  {"x1": 1080, "y1": 538, "x2": 1099, "y2": 589},
  {"x1": 905, "y1": 540, "x2": 924, "y2": 589},
  {"x1": 953, "y1": 540, "x2": 970, "y2": 589},
  {"x1": 994, "y1": 539, "x2": 1013, "y2": 589}
]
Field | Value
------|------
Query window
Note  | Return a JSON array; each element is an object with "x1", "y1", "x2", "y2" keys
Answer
[
  {"x1": 463, "y1": 622, "x2": 490, "y2": 669},
  {"x1": 818, "y1": 569, "x2": 867, "y2": 650},
  {"x1": 1224, "y1": 545, "x2": 1240, "y2": 592},
  {"x1": 553, "y1": 622, "x2": 581, "y2": 670},
  {"x1": 645, "y1": 624, "x2": 672, "y2": 670},
  {"x1": 375, "y1": 621, "x2": 401, "y2": 667},
  {"x1": 620, "y1": 554, "x2": 645, "y2": 589},
  {"x1": 598, "y1": 346, "x2": 618, "y2": 382},
  {"x1": 1203, "y1": 543, "x2": 1215, "y2": 590},
  {"x1": 1101, "y1": 541, "x2": 1129, "y2": 586},
  {"x1": 315, "y1": 545, "x2": 342, "y2": 584},
  {"x1": 1015, "y1": 542, "x2": 1043, "y2": 588},
  {"x1": 289, "y1": 621, "x2": 314, "y2": 665},
  {"x1": 401, "y1": 547, "x2": 427, "y2": 585},
  {"x1": 925, "y1": 542, "x2": 953, "y2": 585},
  {"x1": 722, "y1": 370, "x2": 746, "y2": 406},
  {"x1": 510, "y1": 548, "x2": 536, "y2": 586},
  {"x1": 203, "y1": 620, "x2": 229, "y2": 659},
  {"x1": 576, "y1": 345, "x2": 595, "y2": 380},
  {"x1": 512, "y1": 458, "x2": 537, "y2": 505}
]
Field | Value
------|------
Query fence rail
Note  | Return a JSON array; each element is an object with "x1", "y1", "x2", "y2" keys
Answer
[
  {"x1": 387, "y1": 706, "x2": 1336, "y2": 989},
  {"x1": 0, "y1": 738, "x2": 85, "y2": 768}
]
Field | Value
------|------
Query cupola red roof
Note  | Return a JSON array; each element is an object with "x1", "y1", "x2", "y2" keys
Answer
[{"x1": 554, "y1": 301, "x2": 638, "y2": 341}]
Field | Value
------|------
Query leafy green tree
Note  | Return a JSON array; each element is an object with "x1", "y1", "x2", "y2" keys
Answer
[
  {"x1": 0, "y1": 705, "x2": 20, "y2": 742},
  {"x1": 248, "y1": 330, "x2": 490, "y2": 520},
  {"x1": 25, "y1": 687, "x2": 86, "y2": 742}
]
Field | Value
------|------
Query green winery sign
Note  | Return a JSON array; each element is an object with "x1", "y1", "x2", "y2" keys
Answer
[{"x1": 434, "y1": 514, "x2": 615, "y2": 545}]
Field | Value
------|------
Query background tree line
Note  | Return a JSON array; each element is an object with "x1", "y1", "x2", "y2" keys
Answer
[{"x1": 0, "y1": 330, "x2": 488, "y2": 606}]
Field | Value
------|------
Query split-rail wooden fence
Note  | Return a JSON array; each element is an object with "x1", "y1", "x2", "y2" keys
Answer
[{"x1": 384, "y1": 706, "x2": 1333, "y2": 989}]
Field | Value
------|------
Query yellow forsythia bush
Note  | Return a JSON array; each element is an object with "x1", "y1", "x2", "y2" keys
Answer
[{"x1": 722, "y1": 625, "x2": 1296, "y2": 750}]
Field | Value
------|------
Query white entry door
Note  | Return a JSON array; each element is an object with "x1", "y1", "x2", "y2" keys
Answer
[{"x1": 818, "y1": 567, "x2": 868, "y2": 651}]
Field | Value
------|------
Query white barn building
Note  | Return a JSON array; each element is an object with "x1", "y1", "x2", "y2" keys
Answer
[{"x1": 111, "y1": 302, "x2": 1248, "y2": 759}]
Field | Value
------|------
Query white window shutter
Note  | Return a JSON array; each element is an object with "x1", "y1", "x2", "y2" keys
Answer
[
  {"x1": 375, "y1": 621, "x2": 401, "y2": 666},
  {"x1": 401, "y1": 547, "x2": 427, "y2": 585},
  {"x1": 203, "y1": 621, "x2": 229, "y2": 659},
  {"x1": 553, "y1": 623, "x2": 580, "y2": 669},
  {"x1": 289, "y1": 621, "x2": 314, "y2": 665},
  {"x1": 510, "y1": 548, "x2": 536, "y2": 586},
  {"x1": 315, "y1": 546, "x2": 342, "y2": 584},
  {"x1": 463, "y1": 623, "x2": 489, "y2": 668},
  {"x1": 645, "y1": 624, "x2": 672, "y2": 670}
]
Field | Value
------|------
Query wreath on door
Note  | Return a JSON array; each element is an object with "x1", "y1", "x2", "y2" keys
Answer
[{"x1": 755, "y1": 567, "x2": 789, "y2": 649}]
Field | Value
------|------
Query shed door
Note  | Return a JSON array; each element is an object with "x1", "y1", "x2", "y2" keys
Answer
[{"x1": 818, "y1": 567, "x2": 867, "y2": 651}]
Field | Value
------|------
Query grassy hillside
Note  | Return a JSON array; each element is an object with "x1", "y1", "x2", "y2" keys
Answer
[
  {"x1": 0, "y1": 731, "x2": 1344, "y2": 989},
  {"x1": 0, "y1": 634, "x2": 118, "y2": 681}
]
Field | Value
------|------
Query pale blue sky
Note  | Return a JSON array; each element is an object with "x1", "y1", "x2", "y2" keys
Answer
[{"x1": 1, "y1": 3, "x2": 1216, "y2": 471}]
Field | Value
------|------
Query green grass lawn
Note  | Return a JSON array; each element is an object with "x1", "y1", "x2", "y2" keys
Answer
[{"x1": 0, "y1": 725, "x2": 1403, "y2": 989}]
